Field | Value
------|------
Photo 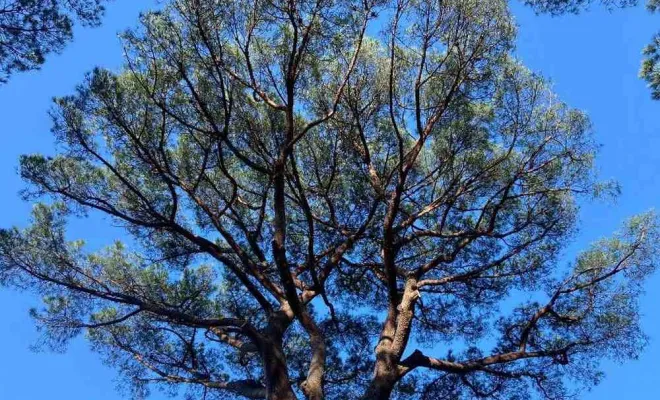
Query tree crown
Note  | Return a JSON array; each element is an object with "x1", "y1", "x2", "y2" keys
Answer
[{"x1": 1, "y1": 1, "x2": 658, "y2": 399}]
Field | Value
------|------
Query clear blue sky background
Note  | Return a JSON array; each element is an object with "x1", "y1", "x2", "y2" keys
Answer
[{"x1": 1, "y1": 1, "x2": 659, "y2": 399}]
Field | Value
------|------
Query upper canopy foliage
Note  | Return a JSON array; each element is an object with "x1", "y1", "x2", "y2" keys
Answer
[
  {"x1": 1, "y1": 0, "x2": 658, "y2": 399},
  {"x1": 0, "y1": 0, "x2": 109, "y2": 83}
]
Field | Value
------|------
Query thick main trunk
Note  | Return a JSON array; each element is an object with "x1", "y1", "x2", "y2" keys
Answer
[
  {"x1": 362, "y1": 366, "x2": 398, "y2": 400},
  {"x1": 361, "y1": 310, "x2": 400, "y2": 400},
  {"x1": 300, "y1": 323, "x2": 326, "y2": 400},
  {"x1": 262, "y1": 339, "x2": 297, "y2": 400},
  {"x1": 362, "y1": 278, "x2": 420, "y2": 400}
]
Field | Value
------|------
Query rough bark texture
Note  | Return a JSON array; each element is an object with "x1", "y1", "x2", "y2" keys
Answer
[{"x1": 263, "y1": 341, "x2": 298, "y2": 400}]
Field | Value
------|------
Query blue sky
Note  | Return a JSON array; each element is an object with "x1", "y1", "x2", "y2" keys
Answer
[{"x1": 1, "y1": 1, "x2": 659, "y2": 399}]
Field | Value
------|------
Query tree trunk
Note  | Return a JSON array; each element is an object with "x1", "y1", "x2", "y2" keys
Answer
[
  {"x1": 362, "y1": 279, "x2": 420, "y2": 400},
  {"x1": 362, "y1": 323, "x2": 400, "y2": 400},
  {"x1": 262, "y1": 339, "x2": 297, "y2": 400},
  {"x1": 362, "y1": 367, "x2": 398, "y2": 400}
]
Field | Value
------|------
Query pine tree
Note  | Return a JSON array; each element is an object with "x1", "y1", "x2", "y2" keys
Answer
[{"x1": 1, "y1": 1, "x2": 658, "y2": 399}]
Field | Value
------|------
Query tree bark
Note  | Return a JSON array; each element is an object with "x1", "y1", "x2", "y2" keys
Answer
[
  {"x1": 362, "y1": 367, "x2": 399, "y2": 400},
  {"x1": 361, "y1": 302, "x2": 400, "y2": 400},
  {"x1": 362, "y1": 279, "x2": 420, "y2": 400},
  {"x1": 299, "y1": 313, "x2": 326, "y2": 400},
  {"x1": 262, "y1": 338, "x2": 297, "y2": 400}
]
